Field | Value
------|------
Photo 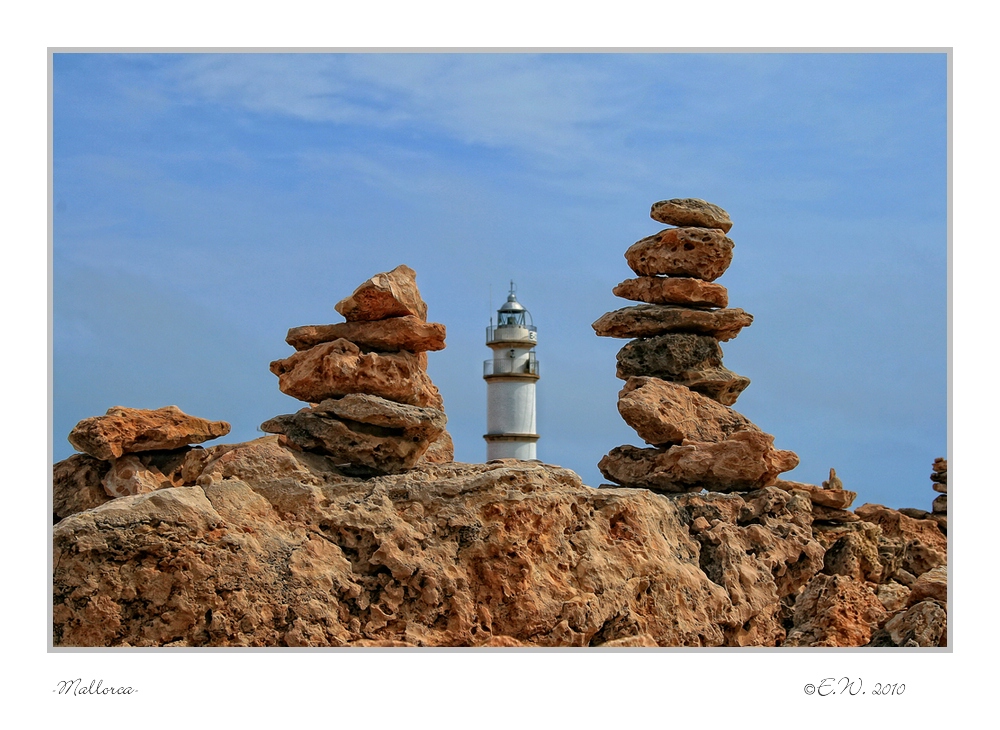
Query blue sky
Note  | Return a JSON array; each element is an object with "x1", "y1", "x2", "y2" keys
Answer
[{"x1": 52, "y1": 52, "x2": 947, "y2": 510}]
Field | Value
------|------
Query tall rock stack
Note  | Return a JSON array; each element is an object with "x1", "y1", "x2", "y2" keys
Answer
[
  {"x1": 263, "y1": 265, "x2": 454, "y2": 475},
  {"x1": 594, "y1": 198, "x2": 799, "y2": 493}
]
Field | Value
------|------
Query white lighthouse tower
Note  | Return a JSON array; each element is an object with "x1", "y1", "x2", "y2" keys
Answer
[{"x1": 484, "y1": 283, "x2": 540, "y2": 460}]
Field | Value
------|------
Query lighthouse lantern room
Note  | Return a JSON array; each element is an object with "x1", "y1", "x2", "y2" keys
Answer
[{"x1": 484, "y1": 282, "x2": 540, "y2": 460}]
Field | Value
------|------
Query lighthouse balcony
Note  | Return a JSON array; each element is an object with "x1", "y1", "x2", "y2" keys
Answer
[
  {"x1": 486, "y1": 324, "x2": 537, "y2": 345},
  {"x1": 484, "y1": 355, "x2": 539, "y2": 377}
]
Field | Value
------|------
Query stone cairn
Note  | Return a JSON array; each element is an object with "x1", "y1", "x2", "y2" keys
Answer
[
  {"x1": 896, "y1": 457, "x2": 947, "y2": 535},
  {"x1": 262, "y1": 265, "x2": 453, "y2": 475},
  {"x1": 594, "y1": 198, "x2": 808, "y2": 496},
  {"x1": 55, "y1": 405, "x2": 232, "y2": 521}
]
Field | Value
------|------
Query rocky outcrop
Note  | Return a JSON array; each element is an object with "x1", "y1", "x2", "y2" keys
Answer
[
  {"x1": 67, "y1": 405, "x2": 230, "y2": 461},
  {"x1": 266, "y1": 266, "x2": 451, "y2": 473}
]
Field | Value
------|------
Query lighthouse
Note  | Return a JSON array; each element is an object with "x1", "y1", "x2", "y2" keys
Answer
[{"x1": 484, "y1": 283, "x2": 540, "y2": 460}]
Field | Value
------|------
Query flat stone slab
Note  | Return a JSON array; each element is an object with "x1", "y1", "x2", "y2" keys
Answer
[
  {"x1": 68, "y1": 406, "x2": 231, "y2": 461},
  {"x1": 269, "y1": 338, "x2": 442, "y2": 408},
  {"x1": 625, "y1": 228, "x2": 734, "y2": 281},
  {"x1": 335, "y1": 264, "x2": 428, "y2": 322},
  {"x1": 260, "y1": 394, "x2": 446, "y2": 474},
  {"x1": 617, "y1": 376, "x2": 760, "y2": 446},
  {"x1": 650, "y1": 198, "x2": 733, "y2": 233},
  {"x1": 286, "y1": 316, "x2": 446, "y2": 352},
  {"x1": 613, "y1": 276, "x2": 728, "y2": 309},
  {"x1": 615, "y1": 335, "x2": 749, "y2": 405},
  {"x1": 598, "y1": 431, "x2": 799, "y2": 493},
  {"x1": 593, "y1": 304, "x2": 752, "y2": 342}
]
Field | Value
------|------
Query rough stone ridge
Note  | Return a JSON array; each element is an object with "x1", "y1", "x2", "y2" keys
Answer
[
  {"x1": 67, "y1": 406, "x2": 231, "y2": 461},
  {"x1": 650, "y1": 198, "x2": 733, "y2": 233}
]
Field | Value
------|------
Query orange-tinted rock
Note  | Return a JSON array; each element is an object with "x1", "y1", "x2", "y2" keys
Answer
[
  {"x1": 598, "y1": 431, "x2": 799, "y2": 493},
  {"x1": 650, "y1": 198, "x2": 733, "y2": 233},
  {"x1": 784, "y1": 574, "x2": 887, "y2": 647},
  {"x1": 853, "y1": 503, "x2": 947, "y2": 556},
  {"x1": 593, "y1": 304, "x2": 752, "y2": 342},
  {"x1": 53, "y1": 453, "x2": 113, "y2": 523},
  {"x1": 286, "y1": 316, "x2": 446, "y2": 352},
  {"x1": 613, "y1": 276, "x2": 729, "y2": 309},
  {"x1": 625, "y1": 228, "x2": 734, "y2": 281},
  {"x1": 269, "y1": 338, "x2": 442, "y2": 408},
  {"x1": 616, "y1": 376, "x2": 759, "y2": 446},
  {"x1": 260, "y1": 395, "x2": 447, "y2": 475},
  {"x1": 335, "y1": 264, "x2": 428, "y2": 322},
  {"x1": 67, "y1": 406, "x2": 231, "y2": 461},
  {"x1": 419, "y1": 430, "x2": 454, "y2": 464},
  {"x1": 102, "y1": 455, "x2": 176, "y2": 498},
  {"x1": 907, "y1": 565, "x2": 947, "y2": 606},
  {"x1": 773, "y1": 479, "x2": 857, "y2": 510},
  {"x1": 877, "y1": 600, "x2": 947, "y2": 647}
]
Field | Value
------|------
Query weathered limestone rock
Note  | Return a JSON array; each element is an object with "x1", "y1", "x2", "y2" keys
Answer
[
  {"x1": 102, "y1": 455, "x2": 176, "y2": 498},
  {"x1": 53, "y1": 453, "x2": 113, "y2": 523},
  {"x1": 598, "y1": 431, "x2": 799, "y2": 493},
  {"x1": 672, "y1": 487, "x2": 825, "y2": 645},
  {"x1": 67, "y1": 406, "x2": 231, "y2": 461},
  {"x1": 260, "y1": 395, "x2": 447, "y2": 475},
  {"x1": 810, "y1": 504, "x2": 860, "y2": 523},
  {"x1": 419, "y1": 430, "x2": 455, "y2": 464},
  {"x1": 875, "y1": 600, "x2": 947, "y2": 647},
  {"x1": 54, "y1": 455, "x2": 746, "y2": 648},
  {"x1": 286, "y1": 316, "x2": 446, "y2": 353},
  {"x1": 612, "y1": 276, "x2": 729, "y2": 309},
  {"x1": 853, "y1": 503, "x2": 947, "y2": 556},
  {"x1": 625, "y1": 228, "x2": 734, "y2": 281},
  {"x1": 650, "y1": 198, "x2": 733, "y2": 233},
  {"x1": 773, "y1": 479, "x2": 857, "y2": 510},
  {"x1": 819, "y1": 524, "x2": 884, "y2": 583},
  {"x1": 908, "y1": 565, "x2": 947, "y2": 606},
  {"x1": 593, "y1": 304, "x2": 753, "y2": 342},
  {"x1": 932, "y1": 494, "x2": 947, "y2": 514},
  {"x1": 784, "y1": 574, "x2": 887, "y2": 647},
  {"x1": 334, "y1": 264, "x2": 428, "y2": 322},
  {"x1": 616, "y1": 377, "x2": 760, "y2": 446},
  {"x1": 876, "y1": 582, "x2": 911, "y2": 613},
  {"x1": 269, "y1": 338, "x2": 442, "y2": 408}
]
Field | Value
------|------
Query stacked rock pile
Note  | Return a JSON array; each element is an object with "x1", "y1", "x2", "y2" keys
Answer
[
  {"x1": 930, "y1": 458, "x2": 947, "y2": 518},
  {"x1": 262, "y1": 265, "x2": 453, "y2": 475},
  {"x1": 594, "y1": 198, "x2": 800, "y2": 494},
  {"x1": 55, "y1": 406, "x2": 231, "y2": 520}
]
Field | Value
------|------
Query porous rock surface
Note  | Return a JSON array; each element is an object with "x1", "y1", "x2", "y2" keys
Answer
[
  {"x1": 286, "y1": 317, "x2": 446, "y2": 353},
  {"x1": 625, "y1": 228, "x2": 734, "y2": 281}
]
